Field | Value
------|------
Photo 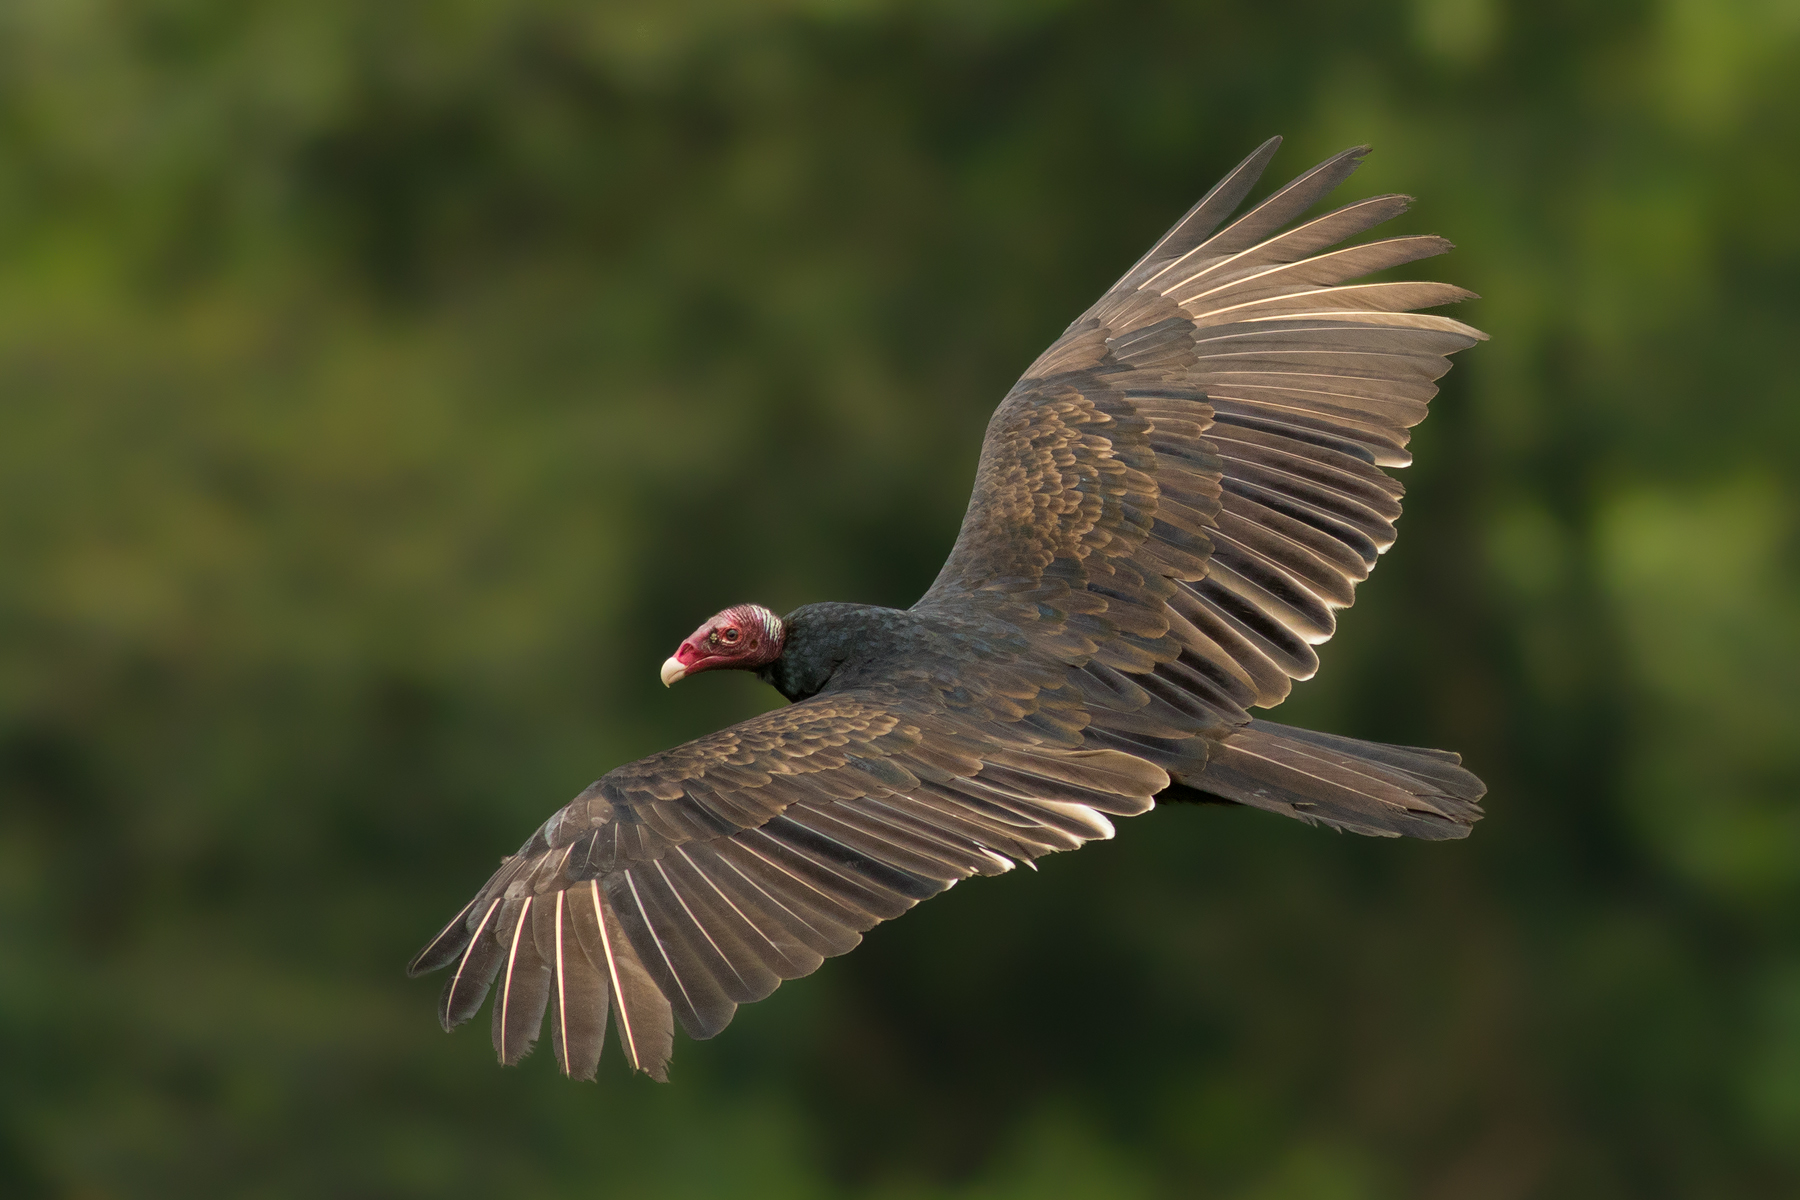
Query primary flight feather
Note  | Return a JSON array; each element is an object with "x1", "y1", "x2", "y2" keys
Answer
[{"x1": 409, "y1": 138, "x2": 1488, "y2": 1081}]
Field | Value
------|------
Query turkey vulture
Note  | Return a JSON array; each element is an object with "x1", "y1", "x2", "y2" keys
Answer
[{"x1": 410, "y1": 137, "x2": 1488, "y2": 1081}]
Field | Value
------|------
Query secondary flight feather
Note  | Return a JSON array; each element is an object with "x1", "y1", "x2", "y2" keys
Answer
[{"x1": 409, "y1": 138, "x2": 1489, "y2": 1081}]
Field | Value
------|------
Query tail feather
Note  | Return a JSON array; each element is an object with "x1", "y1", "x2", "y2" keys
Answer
[{"x1": 1176, "y1": 718, "x2": 1485, "y2": 840}]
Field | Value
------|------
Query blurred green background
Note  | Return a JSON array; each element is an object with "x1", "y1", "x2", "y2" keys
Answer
[{"x1": 3, "y1": 0, "x2": 1798, "y2": 1196}]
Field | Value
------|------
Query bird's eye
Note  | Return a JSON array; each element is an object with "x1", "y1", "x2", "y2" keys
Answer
[{"x1": 721, "y1": 627, "x2": 741, "y2": 644}]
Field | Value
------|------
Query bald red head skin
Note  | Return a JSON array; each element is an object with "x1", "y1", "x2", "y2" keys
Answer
[{"x1": 661, "y1": 604, "x2": 786, "y2": 686}]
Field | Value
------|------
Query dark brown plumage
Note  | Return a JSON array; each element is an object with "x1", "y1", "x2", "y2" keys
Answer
[{"x1": 409, "y1": 138, "x2": 1488, "y2": 1081}]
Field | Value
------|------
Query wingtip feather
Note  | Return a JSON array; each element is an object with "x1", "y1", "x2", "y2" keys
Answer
[{"x1": 408, "y1": 894, "x2": 481, "y2": 977}]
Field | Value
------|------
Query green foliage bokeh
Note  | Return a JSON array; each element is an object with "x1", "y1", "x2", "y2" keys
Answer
[{"x1": 2, "y1": 1, "x2": 1797, "y2": 1196}]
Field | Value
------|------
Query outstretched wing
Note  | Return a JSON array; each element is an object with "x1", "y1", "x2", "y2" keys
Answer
[
  {"x1": 408, "y1": 682, "x2": 1166, "y2": 1081},
  {"x1": 917, "y1": 137, "x2": 1485, "y2": 721}
]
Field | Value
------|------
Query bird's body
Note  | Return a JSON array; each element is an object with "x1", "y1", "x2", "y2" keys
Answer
[{"x1": 410, "y1": 138, "x2": 1489, "y2": 1081}]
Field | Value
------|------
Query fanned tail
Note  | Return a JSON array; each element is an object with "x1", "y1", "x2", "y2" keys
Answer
[{"x1": 1175, "y1": 718, "x2": 1485, "y2": 840}]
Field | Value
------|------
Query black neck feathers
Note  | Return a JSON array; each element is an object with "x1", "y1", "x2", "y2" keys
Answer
[{"x1": 756, "y1": 603, "x2": 917, "y2": 702}]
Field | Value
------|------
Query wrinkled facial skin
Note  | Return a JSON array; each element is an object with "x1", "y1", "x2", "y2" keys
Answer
[{"x1": 661, "y1": 604, "x2": 784, "y2": 686}]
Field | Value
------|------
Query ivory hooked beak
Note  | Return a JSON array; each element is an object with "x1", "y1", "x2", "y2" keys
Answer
[{"x1": 660, "y1": 656, "x2": 687, "y2": 687}]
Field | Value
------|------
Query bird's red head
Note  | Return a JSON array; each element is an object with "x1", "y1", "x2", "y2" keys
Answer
[{"x1": 661, "y1": 603, "x2": 785, "y2": 686}]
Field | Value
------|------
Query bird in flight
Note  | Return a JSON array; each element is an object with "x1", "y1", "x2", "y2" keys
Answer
[{"x1": 410, "y1": 137, "x2": 1488, "y2": 1081}]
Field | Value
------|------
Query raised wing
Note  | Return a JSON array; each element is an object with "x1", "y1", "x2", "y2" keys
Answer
[
  {"x1": 918, "y1": 138, "x2": 1485, "y2": 719},
  {"x1": 408, "y1": 682, "x2": 1166, "y2": 1080}
]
